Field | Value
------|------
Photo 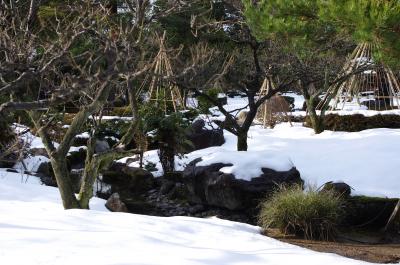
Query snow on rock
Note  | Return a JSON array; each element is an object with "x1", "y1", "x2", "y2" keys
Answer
[
  {"x1": 196, "y1": 150, "x2": 293, "y2": 181},
  {"x1": 75, "y1": 131, "x2": 90, "y2": 138},
  {"x1": 0, "y1": 174, "x2": 380, "y2": 265},
  {"x1": 247, "y1": 123, "x2": 400, "y2": 198}
]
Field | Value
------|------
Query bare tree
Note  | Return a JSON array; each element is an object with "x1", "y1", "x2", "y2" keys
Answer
[{"x1": 0, "y1": 0, "x2": 191, "y2": 209}]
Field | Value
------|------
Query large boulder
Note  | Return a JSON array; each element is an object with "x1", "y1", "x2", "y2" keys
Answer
[
  {"x1": 186, "y1": 119, "x2": 225, "y2": 151},
  {"x1": 102, "y1": 162, "x2": 156, "y2": 196},
  {"x1": 183, "y1": 158, "x2": 303, "y2": 210}
]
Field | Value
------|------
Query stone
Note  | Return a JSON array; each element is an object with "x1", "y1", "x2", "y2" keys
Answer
[
  {"x1": 95, "y1": 139, "x2": 110, "y2": 153},
  {"x1": 217, "y1": 96, "x2": 228, "y2": 105},
  {"x1": 183, "y1": 158, "x2": 303, "y2": 210},
  {"x1": 105, "y1": 193, "x2": 128, "y2": 212},
  {"x1": 29, "y1": 147, "x2": 48, "y2": 158},
  {"x1": 67, "y1": 148, "x2": 86, "y2": 169},
  {"x1": 321, "y1": 181, "x2": 352, "y2": 197},
  {"x1": 36, "y1": 161, "x2": 57, "y2": 187},
  {"x1": 160, "y1": 179, "x2": 175, "y2": 195},
  {"x1": 186, "y1": 119, "x2": 225, "y2": 151},
  {"x1": 102, "y1": 162, "x2": 155, "y2": 196}
]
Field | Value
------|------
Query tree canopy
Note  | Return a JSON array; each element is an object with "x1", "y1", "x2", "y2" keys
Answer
[{"x1": 243, "y1": 0, "x2": 400, "y2": 68}]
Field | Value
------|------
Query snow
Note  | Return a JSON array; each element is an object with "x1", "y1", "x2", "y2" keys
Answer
[
  {"x1": 246, "y1": 123, "x2": 400, "y2": 198},
  {"x1": 122, "y1": 121, "x2": 400, "y2": 198},
  {"x1": 0, "y1": 173, "x2": 382, "y2": 265},
  {"x1": 75, "y1": 131, "x2": 90, "y2": 138},
  {"x1": 282, "y1": 92, "x2": 305, "y2": 110},
  {"x1": 1, "y1": 95, "x2": 399, "y2": 265},
  {"x1": 196, "y1": 150, "x2": 293, "y2": 181},
  {"x1": 68, "y1": 145, "x2": 87, "y2": 153},
  {"x1": 13, "y1": 155, "x2": 49, "y2": 172}
]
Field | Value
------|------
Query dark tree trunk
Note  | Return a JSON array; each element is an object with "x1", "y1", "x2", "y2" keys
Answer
[
  {"x1": 159, "y1": 144, "x2": 175, "y2": 173},
  {"x1": 237, "y1": 129, "x2": 248, "y2": 151}
]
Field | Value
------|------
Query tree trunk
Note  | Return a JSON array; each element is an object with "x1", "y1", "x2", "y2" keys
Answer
[
  {"x1": 237, "y1": 129, "x2": 248, "y2": 151},
  {"x1": 306, "y1": 98, "x2": 325, "y2": 134},
  {"x1": 50, "y1": 155, "x2": 80, "y2": 209},
  {"x1": 77, "y1": 136, "x2": 98, "y2": 209},
  {"x1": 159, "y1": 144, "x2": 175, "y2": 173}
]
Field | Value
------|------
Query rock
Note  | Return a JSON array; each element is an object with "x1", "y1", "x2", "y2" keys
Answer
[
  {"x1": 160, "y1": 179, "x2": 175, "y2": 195},
  {"x1": 188, "y1": 204, "x2": 205, "y2": 214},
  {"x1": 217, "y1": 96, "x2": 228, "y2": 105},
  {"x1": 183, "y1": 158, "x2": 303, "y2": 210},
  {"x1": 102, "y1": 162, "x2": 155, "y2": 196},
  {"x1": 36, "y1": 161, "x2": 81, "y2": 192},
  {"x1": 344, "y1": 196, "x2": 399, "y2": 228},
  {"x1": 95, "y1": 139, "x2": 110, "y2": 153},
  {"x1": 73, "y1": 136, "x2": 88, "y2": 146},
  {"x1": 67, "y1": 148, "x2": 86, "y2": 169},
  {"x1": 29, "y1": 147, "x2": 48, "y2": 158},
  {"x1": 321, "y1": 181, "x2": 352, "y2": 197},
  {"x1": 226, "y1": 90, "x2": 246, "y2": 98},
  {"x1": 186, "y1": 119, "x2": 225, "y2": 151},
  {"x1": 36, "y1": 161, "x2": 57, "y2": 187},
  {"x1": 105, "y1": 193, "x2": 128, "y2": 212}
]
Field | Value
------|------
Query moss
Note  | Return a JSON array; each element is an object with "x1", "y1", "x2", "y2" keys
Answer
[
  {"x1": 111, "y1": 106, "x2": 133, "y2": 117},
  {"x1": 344, "y1": 196, "x2": 398, "y2": 228},
  {"x1": 349, "y1": 196, "x2": 398, "y2": 204},
  {"x1": 305, "y1": 114, "x2": 400, "y2": 132}
]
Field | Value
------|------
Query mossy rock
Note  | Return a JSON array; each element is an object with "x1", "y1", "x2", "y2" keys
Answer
[
  {"x1": 343, "y1": 196, "x2": 399, "y2": 228},
  {"x1": 102, "y1": 162, "x2": 156, "y2": 195},
  {"x1": 305, "y1": 114, "x2": 400, "y2": 132}
]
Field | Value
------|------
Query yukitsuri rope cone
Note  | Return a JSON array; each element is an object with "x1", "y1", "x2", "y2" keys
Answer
[
  {"x1": 256, "y1": 77, "x2": 292, "y2": 128},
  {"x1": 319, "y1": 43, "x2": 400, "y2": 111},
  {"x1": 147, "y1": 31, "x2": 185, "y2": 113}
]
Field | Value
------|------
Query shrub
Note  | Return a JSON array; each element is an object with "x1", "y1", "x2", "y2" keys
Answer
[
  {"x1": 258, "y1": 185, "x2": 344, "y2": 240},
  {"x1": 139, "y1": 104, "x2": 192, "y2": 173},
  {"x1": 197, "y1": 88, "x2": 221, "y2": 114}
]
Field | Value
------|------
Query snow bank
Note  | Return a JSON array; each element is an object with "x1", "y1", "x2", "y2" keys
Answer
[
  {"x1": 196, "y1": 150, "x2": 293, "y2": 181},
  {"x1": 0, "y1": 175, "x2": 380, "y2": 265}
]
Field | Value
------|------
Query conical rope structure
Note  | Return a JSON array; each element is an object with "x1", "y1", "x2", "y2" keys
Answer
[
  {"x1": 256, "y1": 77, "x2": 291, "y2": 128},
  {"x1": 146, "y1": 31, "x2": 185, "y2": 114},
  {"x1": 319, "y1": 43, "x2": 400, "y2": 111}
]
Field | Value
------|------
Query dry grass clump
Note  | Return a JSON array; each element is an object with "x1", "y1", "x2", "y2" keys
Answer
[{"x1": 258, "y1": 185, "x2": 344, "y2": 240}]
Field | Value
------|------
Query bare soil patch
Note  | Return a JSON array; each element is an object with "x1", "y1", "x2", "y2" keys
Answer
[{"x1": 265, "y1": 229, "x2": 400, "y2": 264}]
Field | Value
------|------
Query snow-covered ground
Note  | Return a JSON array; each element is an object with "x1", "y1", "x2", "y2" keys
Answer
[
  {"x1": 1, "y1": 95, "x2": 400, "y2": 265},
  {"x1": 123, "y1": 123, "x2": 400, "y2": 198},
  {"x1": 0, "y1": 171, "x2": 384, "y2": 265},
  {"x1": 121, "y1": 96, "x2": 400, "y2": 199}
]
